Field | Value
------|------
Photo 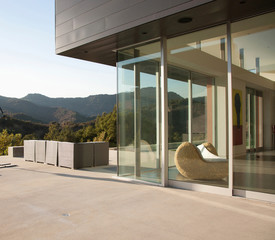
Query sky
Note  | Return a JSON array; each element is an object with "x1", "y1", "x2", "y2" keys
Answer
[{"x1": 0, "y1": 1, "x2": 116, "y2": 98}]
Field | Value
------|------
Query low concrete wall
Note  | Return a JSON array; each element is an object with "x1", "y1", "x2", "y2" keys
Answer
[
  {"x1": 58, "y1": 142, "x2": 75, "y2": 169},
  {"x1": 45, "y1": 141, "x2": 58, "y2": 166},
  {"x1": 24, "y1": 140, "x2": 110, "y2": 169},
  {"x1": 109, "y1": 148, "x2": 117, "y2": 165},
  {"x1": 74, "y1": 142, "x2": 94, "y2": 169},
  {"x1": 8, "y1": 146, "x2": 24, "y2": 158},
  {"x1": 36, "y1": 140, "x2": 46, "y2": 163},
  {"x1": 58, "y1": 142, "x2": 95, "y2": 169},
  {"x1": 93, "y1": 142, "x2": 109, "y2": 167},
  {"x1": 24, "y1": 140, "x2": 36, "y2": 162}
]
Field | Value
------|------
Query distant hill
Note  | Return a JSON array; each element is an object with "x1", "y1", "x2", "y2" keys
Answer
[
  {"x1": 0, "y1": 117, "x2": 48, "y2": 139},
  {"x1": 22, "y1": 93, "x2": 116, "y2": 117},
  {"x1": 0, "y1": 95, "x2": 92, "y2": 124},
  {"x1": 0, "y1": 88, "x2": 187, "y2": 124}
]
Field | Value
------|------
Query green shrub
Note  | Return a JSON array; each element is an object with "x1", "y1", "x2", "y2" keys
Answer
[{"x1": 0, "y1": 129, "x2": 23, "y2": 155}]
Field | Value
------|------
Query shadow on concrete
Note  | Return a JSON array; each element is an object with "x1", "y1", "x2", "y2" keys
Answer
[
  {"x1": 14, "y1": 166, "x2": 134, "y2": 185},
  {"x1": 81, "y1": 165, "x2": 117, "y2": 174},
  {"x1": 0, "y1": 164, "x2": 18, "y2": 169}
]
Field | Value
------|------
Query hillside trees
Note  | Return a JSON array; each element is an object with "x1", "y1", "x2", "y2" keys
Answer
[
  {"x1": 43, "y1": 106, "x2": 117, "y2": 145},
  {"x1": 0, "y1": 117, "x2": 48, "y2": 139},
  {"x1": 0, "y1": 106, "x2": 117, "y2": 155},
  {"x1": 44, "y1": 122, "x2": 61, "y2": 141},
  {"x1": 93, "y1": 106, "x2": 116, "y2": 146},
  {"x1": 0, "y1": 129, "x2": 23, "y2": 155}
]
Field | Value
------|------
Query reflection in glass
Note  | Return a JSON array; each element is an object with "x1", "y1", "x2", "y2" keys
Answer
[
  {"x1": 232, "y1": 12, "x2": 275, "y2": 194},
  {"x1": 192, "y1": 72, "x2": 214, "y2": 145},
  {"x1": 117, "y1": 41, "x2": 161, "y2": 183},
  {"x1": 167, "y1": 25, "x2": 228, "y2": 188},
  {"x1": 167, "y1": 67, "x2": 189, "y2": 167}
]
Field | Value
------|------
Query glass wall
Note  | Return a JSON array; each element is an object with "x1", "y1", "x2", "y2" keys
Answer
[
  {"x1": 192, "y1": 72, "x2": 214, "y2": 145},
  {"x1": 167, "y1": 25, "x2": 229, "y2": 187},
  {"x1": 116, "y1": 11, "x2": 275, "y2": 198},
  {"x1": 232, "y1": 12, "x2": 275, "y2": 194},
  {"x1": 117, "y1": 41, "x2": 162, "y2": 184},
  {"x1": 246, "y1": 88, "x2": 263, "y2": 151}
]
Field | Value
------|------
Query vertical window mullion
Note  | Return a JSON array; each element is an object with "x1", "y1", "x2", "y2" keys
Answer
[
  {"x1": 161, "y1": 36, "x2": 168, "y2": 187},
  {"x1": 227, "y1": 22, "x2": 233, "y2": 194}
]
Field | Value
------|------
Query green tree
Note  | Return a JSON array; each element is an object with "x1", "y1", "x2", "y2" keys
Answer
[
  {"x1": 23, "y1": 134, "x2": 36, "y2": 140},
  {"x1": 58, "y1": 125, "x2": 76, "y2": 142},
  {"x1": 0, "y1": 129, "x2": 23, "y2": 155},
  {"x1": 94, "y1": 106, "x2": 116, "y2": 146},
  {"x1": 44, "y1": 122, "x2": 61, "y2": 141},
  {"x1": 81, "y1": 125, "x2": 96, "y2": 142}
]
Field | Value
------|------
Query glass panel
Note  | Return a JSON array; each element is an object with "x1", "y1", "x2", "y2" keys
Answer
[
  {"x1": 167, "y1": 25, "x2": 228, "y2": 188},
  {"x1": 232, "y1": 12, "x2": 275, "y2": 194},
  {"x1": 192, "y1": 72, "x2": 214, "y2": 145},
  {"x1": 117, "y1": 41, "x2": 161, "y2": 184},
  {"x1": 257, "y1": 95, "x2": 263, "y2": 149},
  {"x1": 167, "y1": 67, "x2": 189, "y2": 168},
  {"x1": 246, "y1": 92, "x2": 250, "y2": 150},
  {"x1": 250, "y1": 93, "x2": 256, "y2": 149}
]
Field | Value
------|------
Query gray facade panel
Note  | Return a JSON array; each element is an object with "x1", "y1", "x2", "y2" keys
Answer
[
  {"x1": 56, "y1": 0, "x2": 208, "y2": 52},
  {"x1": 105, "y1": 0, "x2": 190, "y2": 29},
  {"x1": 56, "y1": 18, "x2": 106, "y2": 49},
  {"x1": 56, "y1": 0, "x2": 82, "y2": 14},
  {"x1": 56, "y1": 0, "x2": 109, "y2": 26},
  {"x1": 73, "y1": 0, "x2": 145, "y2": 30},
  {"x1": 55, "y1": 0, "x2": 275, "y2": 66},
  {"x1": 56, "y1": 19, "x2": 74, "y2": 37}
]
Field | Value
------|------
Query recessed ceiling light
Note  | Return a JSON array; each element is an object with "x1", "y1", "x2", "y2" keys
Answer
[{"x1": 178, "y1": 17, "x2": 192, "y2": 23}]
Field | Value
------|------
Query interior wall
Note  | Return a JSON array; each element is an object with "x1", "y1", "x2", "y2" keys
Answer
[
  {"x1": 232, "y1": 77, "x2": 247, "y2": 156},
  {"x1": 263, "y1": 89, "x2": 275, "y2": 150},
  {"x1": 215, "y1": 76, "x2": 227, "y2": 158},
  {"x1": 232, "y1": 75, "x2": 275, "y2": 152}
]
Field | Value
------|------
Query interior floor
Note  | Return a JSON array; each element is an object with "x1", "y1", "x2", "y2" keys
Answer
[
  {"x1": 233, "y1": 150, "x2": 275, "y2": 194},
  {"x1": 117, "y1": 150, "x2": 275, "y2": 194}
]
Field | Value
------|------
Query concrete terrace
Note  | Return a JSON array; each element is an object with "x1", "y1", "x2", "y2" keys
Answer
[{"x1": 1, "y1": 155, "x2": 275, "y2": 240}]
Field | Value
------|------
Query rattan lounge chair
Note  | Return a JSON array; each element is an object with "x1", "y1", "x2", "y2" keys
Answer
[
  {"x1": 174, "y1": 142, "x2": 228, "y2": 180},
  {"x1": 202, "y1": 142, "x2": 218, "y2": 156}
]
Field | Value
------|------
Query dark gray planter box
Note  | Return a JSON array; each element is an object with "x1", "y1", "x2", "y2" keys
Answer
[
  {"x1": 46, "y1": 141, "x2": 58, "y2": 166},
  {"x1": 24, "y1": 140, "x2": 36, "y2": 162},
  {"x1": 36, "y1": 140, "x2": 46, "y2": 163},
  {"x1": 8, "y1": 146, "x2": 24, "y2": 158},
  {"x1": 58, "y1": 142, "x2": 94, "y2": 169},
  {"x1": 76, "y1": 142, "x2": 94, "y2": 169},
  {"x1": 93, "y1": 142, "x2": 109, "y2": 167}
]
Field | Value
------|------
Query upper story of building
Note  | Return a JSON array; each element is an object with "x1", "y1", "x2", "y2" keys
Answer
[{"x1": 55, "y1": 0, "x2": 275, "y2": 66}]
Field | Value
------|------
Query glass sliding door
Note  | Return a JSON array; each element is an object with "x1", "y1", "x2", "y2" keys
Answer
[
  {"x1": 246, "y1": 88, "x2": 263, "y2": 152},
  {"x1": 167, "y1": 66, "x2": 189, "y2": 168},
  {"x1": 246, "y1": 88, "x2": 256, "y2": 151},
  {"x1": 117, "y1": 41, "x2": 162, "y2": 184},
  {"x1": 232, "y1": 12, "x2": 275, "y2": 195},
  {"x1": 192, "y1": 73, "x2": 214, "y2": 145},
  {"x1": 167, "y1": 25, "x2": 229, "y2": 188},
  {"x1": 256, "y1": 93, "x2": 263, "y2": 150}
]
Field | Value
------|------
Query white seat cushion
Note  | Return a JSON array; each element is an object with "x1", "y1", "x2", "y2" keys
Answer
[{"x1": 197, "y1": 144, "x2": 227, "y2": 162}]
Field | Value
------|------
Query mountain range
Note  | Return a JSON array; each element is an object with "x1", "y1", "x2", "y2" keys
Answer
[
  {"x1": 0, "y1": 88, "x2": 186, "y2": 124},
  {"x1": 22, "y1": 93, "x2": 116, "y2": 117},
  {"x1": 0, "y1": 93, "x2": 116, "y2": 124}
]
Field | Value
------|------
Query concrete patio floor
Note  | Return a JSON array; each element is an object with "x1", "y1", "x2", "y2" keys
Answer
[{"x1": 0, "y1": 156, "x2": 275, "y2": 240}]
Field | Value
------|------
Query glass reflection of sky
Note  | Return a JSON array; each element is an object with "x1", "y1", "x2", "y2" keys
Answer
[
  {"x1": 232, "y1": 28, "x2": 275, "y2": 81},
  {"x1": 168, "y1": 78, "x2": 188, "y2": 98},
  {"x1": 119, "y1": 68, "x2": 208, "y2": 99}
]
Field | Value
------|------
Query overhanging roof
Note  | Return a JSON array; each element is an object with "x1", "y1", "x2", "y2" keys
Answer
[{"x1": 56, "y1": 0, "x2": 275, "y2": 66}]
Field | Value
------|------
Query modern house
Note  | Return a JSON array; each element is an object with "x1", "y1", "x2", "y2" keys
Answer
[{"x1": 55, "y1": 0, "x2": 275, "y2": 202}]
